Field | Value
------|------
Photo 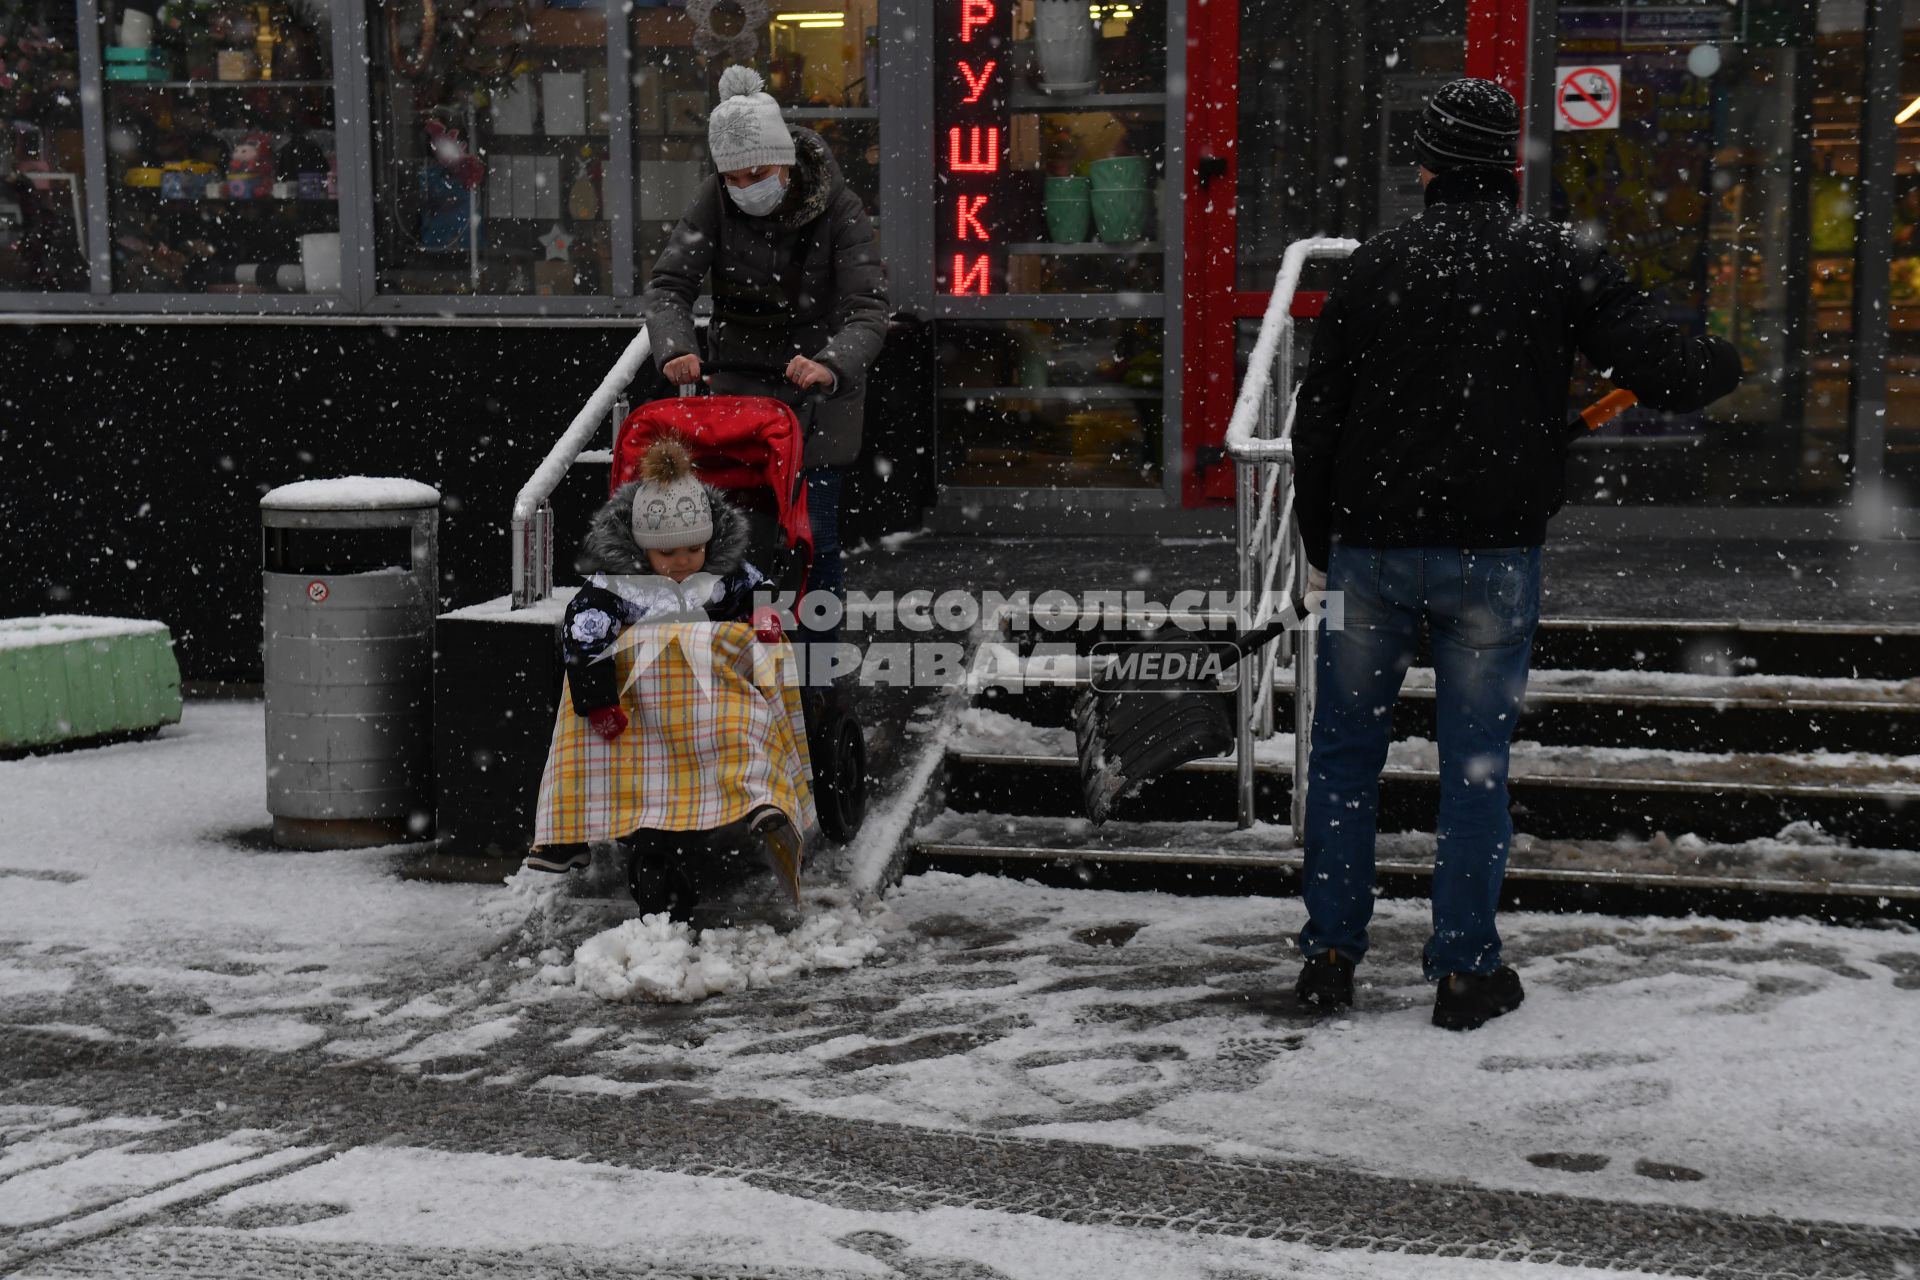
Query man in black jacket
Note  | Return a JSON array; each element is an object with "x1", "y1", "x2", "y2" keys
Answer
[{"x1": 1289, "y1": 78, "x2": 1742, "y2": 1030}]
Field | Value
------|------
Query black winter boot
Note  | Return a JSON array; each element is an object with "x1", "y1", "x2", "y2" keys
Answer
[
  {"x1": 1432, "y1": 966, "x2": 1525, "y2": 1031},
  {"x1": 623, "y1": 833, "x2": 698, "y2": 922},
  {"x1": 1294, "y1": 949, "x2": 1356, "y2": 1010}
]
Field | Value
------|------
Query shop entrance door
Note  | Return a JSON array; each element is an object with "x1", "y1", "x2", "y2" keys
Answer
[{"x1": 1180, "y1": 0, "x2": 1529, "y2": 505}]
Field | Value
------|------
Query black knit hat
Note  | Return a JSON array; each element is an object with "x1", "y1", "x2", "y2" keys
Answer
[{"x1": 1415, "y1": 78, "x2": 1519, "y2": 172}]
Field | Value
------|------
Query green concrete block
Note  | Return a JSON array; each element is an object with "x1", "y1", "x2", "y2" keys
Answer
[{"x1": 0, "y1": 616, "x2": 183, "y2": 749}]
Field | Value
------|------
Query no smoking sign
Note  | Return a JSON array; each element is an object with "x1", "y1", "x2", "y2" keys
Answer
[{"x1": 1555, "y1": 64, "x2": 1622, "y2": 131}]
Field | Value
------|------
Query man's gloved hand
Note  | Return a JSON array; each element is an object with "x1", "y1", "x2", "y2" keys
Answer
[
  {"x1": 587, "y1": 706, "x2": 628, "y2": 742},
  {"x1": 1307, "y1": 565, "x2": 1328, "y2": 595}
]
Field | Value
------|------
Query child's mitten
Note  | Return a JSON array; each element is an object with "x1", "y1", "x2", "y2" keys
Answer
[{"x1": 587, "y1": 706, "x2": 628, "y2": 742}]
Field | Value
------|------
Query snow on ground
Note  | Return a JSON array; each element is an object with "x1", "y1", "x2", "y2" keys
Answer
[
  {"x1": 139, "y1": 1143, "x2": 1670, "y2": 1280},
  {"x1": 4, "y1": 698, "x2": 1919, "y2": 1246},
  {"x1": 567, "y1": 891, "x2": 900, "y2": 1002},
  {"x1": 0, "y1": 701, "x2": 521, "y2": 1047}
]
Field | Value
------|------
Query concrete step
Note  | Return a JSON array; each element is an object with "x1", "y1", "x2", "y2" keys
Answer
[
  {"x1": 940, "y1": 715, "x2": 1920, "y2": 846},
  {"x1": 980, "y1": 665, "x2": 1920, "y2": 755},
  {"x1": 998, "y1": 614, "x2": 1920, "y2": 680},
  {"x1": 911, "y1": 811, "x2": 1920, "y2": 920}
]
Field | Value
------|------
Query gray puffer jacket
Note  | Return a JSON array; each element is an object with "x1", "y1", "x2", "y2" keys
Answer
[{"x1": 641, "y1": 128, "x2": 888, "y2": 467}]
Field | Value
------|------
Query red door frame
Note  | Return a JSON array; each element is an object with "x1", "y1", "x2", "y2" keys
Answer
[{"x1": 1180, "y1": 0, "x2": 1533, "y2": 506}]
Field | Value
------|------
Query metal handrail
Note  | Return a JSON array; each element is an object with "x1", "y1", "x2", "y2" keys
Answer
[
  {"x1": 1225, "y1": 236, "x2": 1358, "y2": 835},
  {"x1": 510, "y1": 328, "x2": 653, "y2": 608}
]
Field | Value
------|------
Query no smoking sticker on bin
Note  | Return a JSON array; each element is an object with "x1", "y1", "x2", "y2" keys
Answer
[
  {"x1": 307, "y1": 580, "x2": 329, "y2": 603},
  {"x1": 1555, "y1": 65, "x2": 1621, "y2": 131}
]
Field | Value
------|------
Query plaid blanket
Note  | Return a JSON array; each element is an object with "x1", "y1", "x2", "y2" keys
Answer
[{"x1": 532, "y1": 621, "x2": 814, "y2": 846}]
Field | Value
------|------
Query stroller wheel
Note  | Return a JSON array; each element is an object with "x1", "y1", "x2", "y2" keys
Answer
[{"x1": 813, "y1": 712, "x2": 867, "y2": 844}]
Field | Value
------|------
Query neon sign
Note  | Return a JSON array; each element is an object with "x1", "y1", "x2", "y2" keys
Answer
[{"x1": 936, "y1": 0, "x2": 1009, "y2": 295}]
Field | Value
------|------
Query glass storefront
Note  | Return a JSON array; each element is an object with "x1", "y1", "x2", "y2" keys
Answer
[
  {"x1": 933, "y1": 0, "x2": 1174, "y2": 490},
  {"x1": 105, "y1": 2, "x2": 338, "y2": 294},
  {"x1": 1550, "y1": 1, "x2": 1864, "y2": 506},
  {"x1": 1, "y1": 0, "x2": 1914, "y2": 519},
  {"x1": 367, "y1": 2, "x2": 609, "y2": 296},
  {"x1": 2, "y1": 1, "x2": 86, "y2": 290},
  {"x1": 1236, "y1": 0, "x2": 1467, "y2": 287},
  {"x1": 628, "y1": 2, "x2": 880, "y2": 288}
]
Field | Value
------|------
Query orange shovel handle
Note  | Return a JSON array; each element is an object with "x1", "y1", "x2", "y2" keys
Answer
[{"x1": 1579, "y1": 388, "x2": 1639, "y2": 432}]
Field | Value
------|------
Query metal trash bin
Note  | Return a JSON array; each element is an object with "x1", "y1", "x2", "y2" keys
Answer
[{"x1": 261, "y1": 477, "x2": 440, "y2": 850}]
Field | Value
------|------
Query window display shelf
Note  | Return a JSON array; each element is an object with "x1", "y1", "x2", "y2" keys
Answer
[
  {"x1": 1007, "y1": 90, "x2": 1166, "y2": 112},
  {"x1": 109, "y1": 80, "x2": 335, "y2": 91},
  {"x1": 938, "y1": 385, "x2": 1162, "y2": 400},
  {"x1": 1008, "y1": 241, "x2": 1162, "y2": 256},
  {"x1": 782, "y1": 107, "x2": 879, "y2": 120}
]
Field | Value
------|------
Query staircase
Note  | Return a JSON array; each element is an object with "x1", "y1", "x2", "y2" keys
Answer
[
  {"x1": 904, "y1": 236, "x2": 1920, "y2": 921},
  {"x1": 906, "y1": 613, "x2": 1920, "y2": 919}
]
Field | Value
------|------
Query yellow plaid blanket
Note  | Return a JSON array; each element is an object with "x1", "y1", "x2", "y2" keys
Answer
[{"x1": 532, "y1": 621, "x2": 815, "y2": 846}]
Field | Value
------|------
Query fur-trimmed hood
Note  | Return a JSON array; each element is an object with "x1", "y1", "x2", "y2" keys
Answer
[
  {"x1": 576, "y1": 479, "x2": 753, "y2": 578},
  {"x1": 774, "y1": 128, "x2": 840, "y2": 230}
]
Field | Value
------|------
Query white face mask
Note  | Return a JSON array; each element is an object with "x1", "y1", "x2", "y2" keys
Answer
[{"x1": 726, "y1": 171, "x2": 786, "y2": 217}]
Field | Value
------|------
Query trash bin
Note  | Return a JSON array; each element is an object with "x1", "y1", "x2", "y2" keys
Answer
[{"x1": 261, "y1": 477, "x2": 440, "y2": 850}]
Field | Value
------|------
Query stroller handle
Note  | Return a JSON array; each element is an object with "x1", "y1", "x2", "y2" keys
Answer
[{"x1": 675, "y1": 363, "x2": 826, "y2": 435}]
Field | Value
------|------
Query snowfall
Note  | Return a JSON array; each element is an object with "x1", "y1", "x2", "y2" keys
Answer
[{"x1": 3, "y1": 700, "x2": 1919, "y2": 1277}]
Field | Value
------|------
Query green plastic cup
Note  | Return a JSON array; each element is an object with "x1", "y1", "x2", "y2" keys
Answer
[{"x1": 1091, "y1": 187, "x2": 1149, "y2": 243}]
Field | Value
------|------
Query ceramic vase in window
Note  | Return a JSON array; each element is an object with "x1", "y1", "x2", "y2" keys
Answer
[{"x1": 1033, "y1": 0, "x2": 1097, "y2": 95}]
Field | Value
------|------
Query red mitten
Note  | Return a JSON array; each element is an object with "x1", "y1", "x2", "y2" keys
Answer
[
  {"x1": 586, "y1": 706, "x2": 628, "y2": 742},
  {"x1": 752, "y1": 606, "x2": 784, "y2": 644}
]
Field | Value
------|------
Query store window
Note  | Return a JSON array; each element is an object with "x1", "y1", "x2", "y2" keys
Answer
[
  {"x1": 1553, "y1": 1, "x2": 1861, "y2": 507},
  {"x1": 938, "y1": 318, "x2": 1164, "y2": 488},
  {"x1": 990, "y1": 0, "x2": 1169, "y2": 295},
  {"x1": 932, "y1": 1, "x2": 1172, "y2": 490},
  {"x1": 369, "y1": 1, "x2": 611, "y2": 296},
  {"x1": 629, "y1": 1, "x2": 880, "y2": 286},
  {"x1": 1884, "y1": 6, "x2": 1920, "y2": 499},
  {"x1": 2, "y1": 1, "x2": 86, "y2": 291},
  {"x1": 1236, "y1": 0, "x2": 1467, "y2": 290},
  {"x1": 101, "y1": 2, "x2": 338, "y2": 295}
]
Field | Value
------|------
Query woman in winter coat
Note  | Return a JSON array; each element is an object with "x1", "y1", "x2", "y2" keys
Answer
[{"x1": 640, "y1": 64, "x2": 889, "y2": 660}]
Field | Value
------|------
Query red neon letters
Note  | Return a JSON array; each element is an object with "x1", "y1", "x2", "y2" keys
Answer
[
  {"x1": 947, "y1": 126, "x2": 1001, "y2": 174},
  {"x1": 960, "y1": 0, "x2": 994, "y2": 43},
  {"x1": 956, "y1": 195, "x2": 989, "y2": 240},
  {"x1": 952, "y1": 254, "x2": 991, "y2": 296},
  {"x1": 940, "y1": 1, "x2": 1006, "y2": 296},
  {"x1": 958, "y1": 59, "x2": 997, "y2": 103}
]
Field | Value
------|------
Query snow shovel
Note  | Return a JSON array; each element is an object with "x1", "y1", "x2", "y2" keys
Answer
[{"x1": 1072, "y1": 389, "x2": 1641, "y2": 825}]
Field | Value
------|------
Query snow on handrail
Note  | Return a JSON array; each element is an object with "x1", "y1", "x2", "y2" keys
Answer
[
  {"x1": 1224, "y1": 237, "x2": 1359, "y2": 463},
  {"x1": 512, "y1": 328, "x2": 652, "y2": 525}
]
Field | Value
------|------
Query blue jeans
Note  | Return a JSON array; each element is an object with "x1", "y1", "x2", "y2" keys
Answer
[
  {"x1": 1297, "y1": 542, "x2": 1542, "y2": 980},
  {"x1": 797, "y1": 467, "x2": 844, "y2": 661}
]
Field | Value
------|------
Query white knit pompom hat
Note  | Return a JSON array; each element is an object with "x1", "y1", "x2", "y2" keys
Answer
[
  {"x1": 630, "y1": 437, "x2": 713, "y2": 551},
  {"x1": 707, "y1": 65, "x2": 795, "y2": 173}
]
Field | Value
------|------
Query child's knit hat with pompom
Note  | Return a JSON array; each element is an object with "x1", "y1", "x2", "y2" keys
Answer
[
  {"x1": 707, "y1": 65, "x2": 795, "y2": 173},
  {"x1": 629, "y1": 436, "x2": 713, "y2": 551}
]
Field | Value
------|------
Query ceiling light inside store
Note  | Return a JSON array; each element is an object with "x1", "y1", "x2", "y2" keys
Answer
[
  {"x1": 796, "y1": 17, "x2": 844, "y2": 27},
  {"x1": 1091, "y1": 4, "x2": 1137, "y2": 17},
  {"x1": 774, "y1": 11, "x2": 846, "y2": 21},
  {"x1": 1899, "y1": 95, "x2": 1920, "y2": 125}
]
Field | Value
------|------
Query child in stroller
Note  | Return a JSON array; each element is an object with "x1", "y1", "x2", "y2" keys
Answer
[{"x1": 524, "y1": 434, "x2": 813, "y2": 920}]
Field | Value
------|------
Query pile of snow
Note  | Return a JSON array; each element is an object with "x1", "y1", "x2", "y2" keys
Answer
[
  {"x1": 259, "y1": 476, "x2": 440, "y2": 511},
  {"x1": 569, "y1": 890, "x2": 899, "y2": 1003}
]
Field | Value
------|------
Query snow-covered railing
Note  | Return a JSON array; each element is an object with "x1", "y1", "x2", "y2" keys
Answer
[
  {"x1": 1225, "y1": 236, "x2": 1358, "y2": 834},
  {"x1": 510, "y1": 328, "x2": 653, "y2": 608}
]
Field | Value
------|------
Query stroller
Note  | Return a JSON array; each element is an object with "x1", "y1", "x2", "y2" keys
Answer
[{"x1": 606, "y1": 383, "x2": 869, "y2": 906}]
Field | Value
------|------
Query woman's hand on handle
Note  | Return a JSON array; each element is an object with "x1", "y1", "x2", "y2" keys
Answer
[
  {"x1": 663, "y1": 354, "x2": 702, "y2": 386},
  {"x1": 785, "y1": 356, "x2": 835, "y2": 392}
]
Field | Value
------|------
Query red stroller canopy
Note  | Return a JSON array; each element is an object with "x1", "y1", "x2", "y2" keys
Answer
[{"x1": 610, "y1": 394, "x2": 814, "y2": 587}]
